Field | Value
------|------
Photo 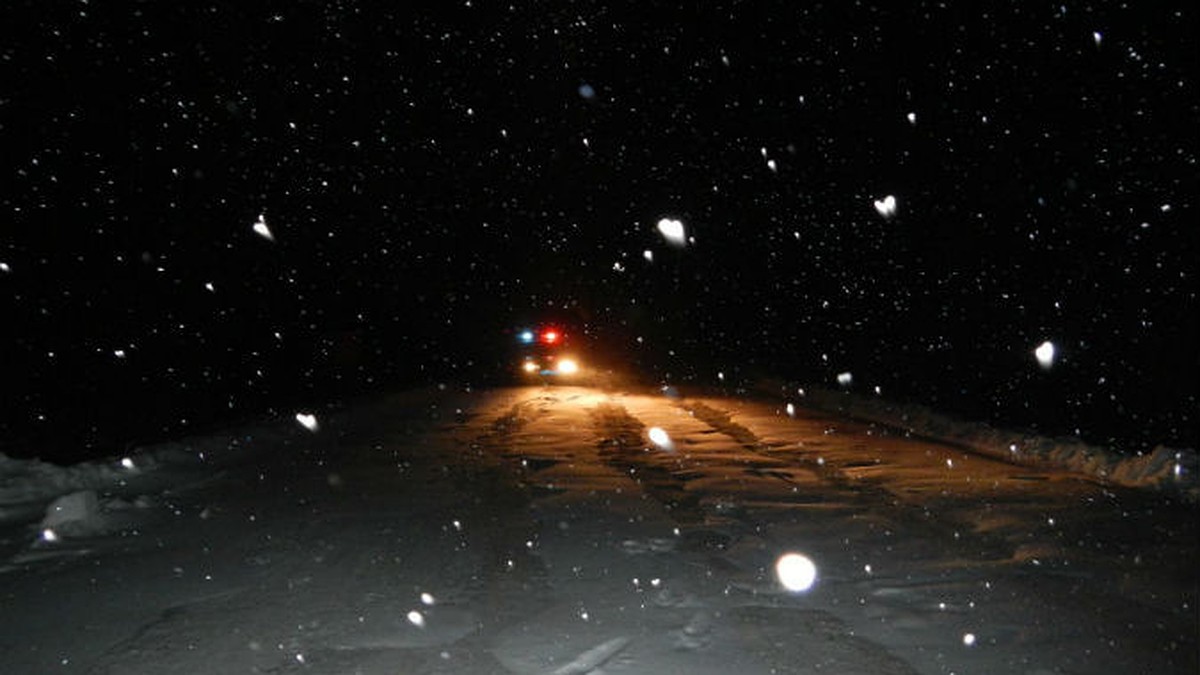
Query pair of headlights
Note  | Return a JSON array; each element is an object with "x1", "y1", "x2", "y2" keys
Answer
[{"x1": 522, "y1": 357, "x2": 580, "y2": 375}]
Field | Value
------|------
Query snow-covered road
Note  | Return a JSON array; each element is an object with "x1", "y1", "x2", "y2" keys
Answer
[{"x1": 1, "y1": 384, "x2": 1196, "y2": 674}]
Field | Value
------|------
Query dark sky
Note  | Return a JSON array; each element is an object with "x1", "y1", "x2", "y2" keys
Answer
[{"x1": 2, "y1": 2, "x2": 1196, "y2": 462}]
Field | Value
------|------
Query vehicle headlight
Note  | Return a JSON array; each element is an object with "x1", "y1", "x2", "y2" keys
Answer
[
  {"x1": 557, "y1": 358, "x2": 579, "y2": 374},
  {"x1": 522, "y1": 360, "x2": 539, "y2": 373}
]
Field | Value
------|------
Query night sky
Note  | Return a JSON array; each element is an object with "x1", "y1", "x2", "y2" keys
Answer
[{"x1": 3, "y1": 2, "x2": 1196, "y2": 463}]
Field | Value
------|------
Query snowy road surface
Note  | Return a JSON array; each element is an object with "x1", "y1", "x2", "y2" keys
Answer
[{"x1": 1, "y1": 385, "x2": 1196, "y2": 674}]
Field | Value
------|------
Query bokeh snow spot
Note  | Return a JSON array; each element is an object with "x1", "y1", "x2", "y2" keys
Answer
[
  {"x1": 295, "y1": 412, "x2": 319, "y2": 432},
  {"x1": 647, "y1": 427, "x2": 673, "y2": 450},
  {"x1": 1034, "y1": 340, "x2": 1055, "y2": 369},
  {"x1": 873, "y1": 195, "x2": 897, "y2": 219},
  {"x1": 407, "y1": 610, "x2": 425, "y2": 628},
  {"x1": 252, "y1": 214, "x2": 274, "y2": 241},
  {"x1": 837, "y1": 372, "x2": 853, "y2": 387},
  {"x1": 775, "y1": 552, "x2": 818, "y2": 592},
  {"x1": 656, "y1": 218, "x2": 686, "y2": 246}
]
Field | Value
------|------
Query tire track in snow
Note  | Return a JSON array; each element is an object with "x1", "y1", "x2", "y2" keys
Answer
[
  {"x1": 476, "y1": 396, "x2": 643, "y2": 675},
  {"x1": 681, "y1": 399, "x2": 888, "y2": 492},
  {"x1": 678, "y1": 399, "x2": 1056, "y2": 568},
  {"x1": 588, "y1": 402, "x2": 707, "y2": 524},
  {"x1": 444, "y1": 396, "x2": 564, "y2": 643}
]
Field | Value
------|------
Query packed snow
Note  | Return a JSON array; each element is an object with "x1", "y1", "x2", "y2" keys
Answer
[
  {"x1": 768, "y1": 381, "x2": 1198, "y2": 501},
  {"x1": 1, "y1": 384, "x2": 1195, "y2": 673}
]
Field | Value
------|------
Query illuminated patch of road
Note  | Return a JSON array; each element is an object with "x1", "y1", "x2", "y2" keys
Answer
[{"x1": 588, "y1": 402, "x2": 707, "y2": 524}]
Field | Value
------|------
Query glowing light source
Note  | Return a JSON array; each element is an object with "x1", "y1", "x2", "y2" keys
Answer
[
  {"x1": 542, "y1": 330, "x2": 559, "y2": 344},
  {"x1": 522, "y1": 361, "x2": 539, "y2": 373},
  {"x1": 557, "y1": 358, "x2": 579, "y2": 374},
  {"x1": 518, "y1": 330, "x2": 535, "y2": 344},
  {"x1": 775, "y1": 552, "x2": 818, "y2": 592}
]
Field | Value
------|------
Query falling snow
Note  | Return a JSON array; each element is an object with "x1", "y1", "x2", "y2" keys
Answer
[
  {"x1": 294, "y1": 413, "x2": 319, "y2": 432},
  {"x1": 1035, "y1": 340, "x2": 1056, "y2": 369},
  {"x1": 647, "y1": 426, "x2": 673, "y2": 449},
  {"x1": 655, "y1": 218, "x2": 687, "y2": 246},
  {"x1": 873, "y1": 194, "x2": 898, "y2": 219},
  {"x1": 775, "y1": 552, "x2": 818, "y2": 592},
  {"x1": 1, "y1": 3, "x2": 1195, "y2": 671},
  {"x1": 252, "y1": 214, "x2": 274, "y2": 242}
]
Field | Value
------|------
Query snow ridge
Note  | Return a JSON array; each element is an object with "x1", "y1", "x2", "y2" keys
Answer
[
  {"x1": 546, "y1": 636, "x2": 630, "y2": 675},
  {"x1": 788, "y1": 385, "x2": 1198, "y2": 501}
]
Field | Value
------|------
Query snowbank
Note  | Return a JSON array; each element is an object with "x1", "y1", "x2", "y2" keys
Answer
[
  {"x1": 756, "y1": 381, "x2": 1199, "y2": 501},
  {"x1": 0, "y1": 425, "x2": 273, "y2": 526},
  {"x1": 0, "y1": 387, "x2": 456, "y2": 531},
  {"x1": 0, "y1": 452, "x2": 140, "y2": 506}
]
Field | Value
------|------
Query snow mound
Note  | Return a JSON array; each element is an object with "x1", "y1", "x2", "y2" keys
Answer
[
  {"x1": 40, "y1": 490, "x2": 101, "y2": 532},
  {"x1": 780, "y1": 385, "x2": 1198, "y2": 501},
  {"x1": 0, "y1": 419, "x2": 291, "y2": 519},
  {"x1": 0, "y1": 453, "x2": 133, "y2": 507}
]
